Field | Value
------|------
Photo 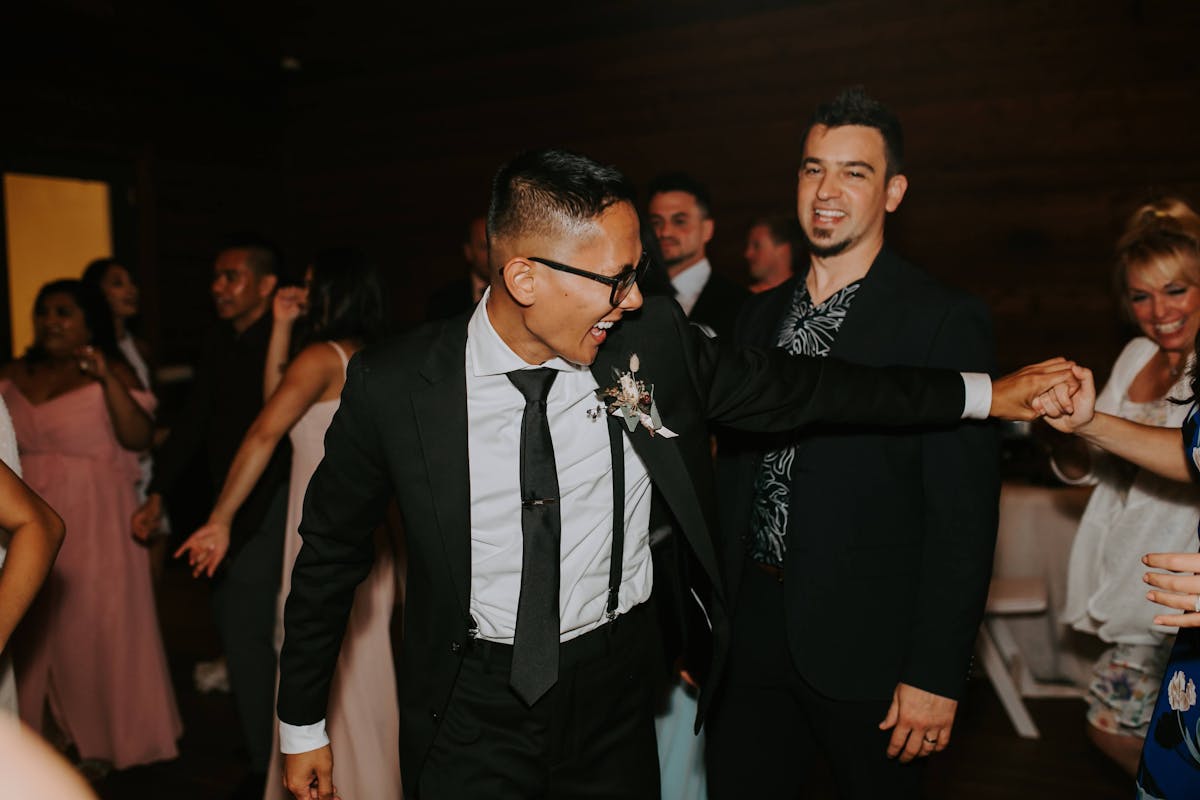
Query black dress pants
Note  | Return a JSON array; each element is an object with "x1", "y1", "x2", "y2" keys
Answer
[
  {"x1": 706, "y1": 559, "x2": 924, "y2": 800},
  {"x1": 210, "y1": 485, "x2": 286, "y2": 774},
  {"x1": 418, "y1": 602, "x2": 661, "y2": 800}
]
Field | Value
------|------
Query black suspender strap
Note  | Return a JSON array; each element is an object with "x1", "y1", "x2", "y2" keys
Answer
[{"x1": 605, "y1": 417, "x2": 625, "y2": 620}]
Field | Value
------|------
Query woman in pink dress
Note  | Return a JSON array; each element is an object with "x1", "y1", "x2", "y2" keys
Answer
[
  {"x1": 0, "y1": 279, "x2": 182, "y2": 771},
  {"x1": 176, "y1": 249, "x2": 401, "y2": 799}
]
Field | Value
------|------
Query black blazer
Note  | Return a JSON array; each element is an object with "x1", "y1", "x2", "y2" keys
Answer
[
  {"x1": 688, "y1": 268, "x2": 748, "y2": 339},
  {"x1": 277, "y1": 296, "x2": 968, "y2": 787},
  {"x1": 717, "y1": 249, "x2": 1000, "y2": 704}
]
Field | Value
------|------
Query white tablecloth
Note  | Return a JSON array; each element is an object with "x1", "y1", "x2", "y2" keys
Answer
[{"x1": 994, "y1": 481, "x2": 1099, "y2": 687}]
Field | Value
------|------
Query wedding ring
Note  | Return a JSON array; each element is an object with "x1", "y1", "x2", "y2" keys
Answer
[
  {"x1": 1193, "y1": 594, "x2": 1200, "y2": 613},
  {"x1": 923, "y1": 735, "x2": 938, "y2": 744}
]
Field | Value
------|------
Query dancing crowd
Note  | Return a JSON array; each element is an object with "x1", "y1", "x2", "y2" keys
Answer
[{"x1": 1, "y1": 86, "x2": 1199, "y2": 800}]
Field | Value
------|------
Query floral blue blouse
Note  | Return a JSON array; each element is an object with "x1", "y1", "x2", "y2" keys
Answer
[{"x1": 1136, "y1": 405, "x2": 1200, "y2": 799}]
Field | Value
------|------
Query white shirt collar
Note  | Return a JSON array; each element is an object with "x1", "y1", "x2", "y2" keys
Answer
[
  {"x1": 669, "y1": 257, "x2": 712, "y2": 317},
  {"x1": 466, "y1": 287, "x2": 585, "y2": 377}
]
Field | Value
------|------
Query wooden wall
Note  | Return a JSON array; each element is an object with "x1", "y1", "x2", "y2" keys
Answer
[
  {"x1": 0, "y1": 9, "x2": 287, "y2": 365},
  {"x1": 5, "y1": 0, "x2": 1199, "y2": 379},
  {"x1": 282, "y1": 0, "x2": 1200, "y2": 377}
]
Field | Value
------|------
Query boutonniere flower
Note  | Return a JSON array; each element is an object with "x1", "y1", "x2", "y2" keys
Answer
[{"x1": 590, "y1": 354, "x2": 678, "y2": 438}]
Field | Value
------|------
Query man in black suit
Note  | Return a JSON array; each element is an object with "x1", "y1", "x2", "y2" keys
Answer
[
  {"x1": 275, "y1": 148, "x2": 1071, "y2": 800},
  {"x1": 707, "y1": 87, "x2": 1000, "y2": 799},
  {"x1": 647, "y1": 172, "x2": 748, "y2": 338}
]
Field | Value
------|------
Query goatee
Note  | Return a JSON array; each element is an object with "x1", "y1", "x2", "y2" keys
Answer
[{"x1": 802, "y1": 231, "x2": 851, "y2": 258}]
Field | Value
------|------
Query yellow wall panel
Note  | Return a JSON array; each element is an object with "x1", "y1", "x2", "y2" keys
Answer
[{"x1": 4, "y1": 173, "x2": 112, "y2": 358}]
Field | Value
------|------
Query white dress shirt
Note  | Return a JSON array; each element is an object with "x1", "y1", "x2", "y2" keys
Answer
[
  {"x1": 670, "y1": 257, "x2": 712, "y2": 317},
  {"x1": 279, "y1": 291, "x2": 993, "y2": 753},
  {"x1": 465, "y1": 290, "x2": 654, "y2": 642}
]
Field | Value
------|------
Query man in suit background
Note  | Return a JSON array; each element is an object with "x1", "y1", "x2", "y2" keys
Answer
[
  {"x1": 275, "y1": 147, "x2": 1068, "y2": 800},
  {"x1": 707, "y1": 87, "x2": 1001, "y2": 799},
  {"x1": 425, "y1": 215, "x2": 490, "y2": 321},
  {"x1": 647, "y1": 172, "x2": 748, "y2": 338},
  {"x1": 745, "y1": 213, "x2": 802, "y2": 294}
]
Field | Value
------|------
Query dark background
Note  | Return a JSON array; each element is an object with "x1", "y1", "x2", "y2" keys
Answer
[{"x1": 3, "y1": 0, "x2": 1198, "y2": 381}]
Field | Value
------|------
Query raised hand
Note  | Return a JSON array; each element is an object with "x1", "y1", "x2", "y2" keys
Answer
[
  {"x1": 274, "y1": 287, "x2": 308, "y2": 326},
  {"x1": 1035, "y1": 365, "x2": 1095, "y2": 432},
  {"x1": 989, "y1": 357, "x2": 1080, "y2": 421},
  {"x1": 75, "y1": 344, "x2": 110, "y2": 382},
  {"x1": 173, "y1": 521, "x2": 231, "y2": 578}
]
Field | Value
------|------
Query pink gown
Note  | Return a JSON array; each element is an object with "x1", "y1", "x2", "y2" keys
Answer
[
  {"x1": 0, "y1": 379, "x2": 181, "y2": 769},
  {"x1": 264, "y1": 342, "x2": 401, "y2": 800}
]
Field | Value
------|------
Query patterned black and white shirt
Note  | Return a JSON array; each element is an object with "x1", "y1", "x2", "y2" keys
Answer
[{"x1": 746, "y1": 278, "x2": 862, "y2": 567}]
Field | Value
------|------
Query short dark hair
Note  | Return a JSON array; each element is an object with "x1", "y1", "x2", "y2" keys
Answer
[
  {"x1": 803, "y1": 86, "x2": 905, "y2": 177},
  {"x1": 217, "y1": 231, "x2": 281, "y2": 278},
  {"x1": 487, "y1": 149, "x2": 636, "y2": 253},
  {"x1": 26, "y1": 279, "x2": 120, "y2": 362},
  {"x1": 755, "y1": 214, "x2": 803, "y2": 248},
  {"x1": 301, "y1": 247, "x2": 388, "y2": 346},
  {"x1": 647, "y1": 172, "x2": 712, "y2": 218}
]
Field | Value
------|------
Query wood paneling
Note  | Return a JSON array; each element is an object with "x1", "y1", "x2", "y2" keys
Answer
[
  {"x1": 4, "y1": 0, "x2": 1198, "y2": 378},
  {"x1": 283, "y1": 0, "x2": 1200, "y2": 378}
]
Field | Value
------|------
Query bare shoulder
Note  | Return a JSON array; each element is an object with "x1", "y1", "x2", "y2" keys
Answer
[
  {"x1": 283, "y1": 342, "x2": 347, "y2": 393},
  {"x1": 292, "y1": 342, "x2": 345, "y2": 373}
]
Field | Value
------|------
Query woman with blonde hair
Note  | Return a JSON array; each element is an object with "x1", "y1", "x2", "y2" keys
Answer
[{"x1": 1046, "y1": 196, "x2": 1200, "y2": 776}]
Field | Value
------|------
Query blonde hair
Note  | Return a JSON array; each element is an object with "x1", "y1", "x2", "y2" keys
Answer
[{"x1": 1114, "y1": 196, "x2": 1200, "y2": 317}]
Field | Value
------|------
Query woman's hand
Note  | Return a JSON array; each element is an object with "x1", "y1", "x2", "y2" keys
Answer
[
  {"x1": 1144, "y1": 552, "x2": 1200, "y2": 627},
  {"x1": 273, "y1": 287, "x2": 308, "y2": 326},
  {"x1": 75, "y1": 345, "x2": 110, "y2": 382},
  {"x1": 1035, "y1": 365, "x2": 1095, "y2": 432},
  {"x1": 174, "y1": 521, "x2": 232, "y2": 578}
]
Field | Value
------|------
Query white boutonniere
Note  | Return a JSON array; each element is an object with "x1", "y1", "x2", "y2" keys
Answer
[{"x1": 589, "y1": 354, "x2": 678, "y2": 438}]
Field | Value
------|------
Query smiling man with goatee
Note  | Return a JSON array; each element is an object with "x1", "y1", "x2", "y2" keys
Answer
[{"x1": 708, "y1": 87, "x2": 1001, "y2": 800}]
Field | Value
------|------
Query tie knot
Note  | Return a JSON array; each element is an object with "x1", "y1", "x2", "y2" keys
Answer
[{"x1": 506, "y1": 368, "x2": 558, "y2": 405}]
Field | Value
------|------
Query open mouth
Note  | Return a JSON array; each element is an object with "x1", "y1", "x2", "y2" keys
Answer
[
  {"x1": 813, "y1": 208, "x2": 847, "y2": 225},
  {"x1": 1155, "y1": 319, "x2": 1186, "y2": 335},
  {"x1": 590, "y1": 318, "x2": 616, "y2": 343}
]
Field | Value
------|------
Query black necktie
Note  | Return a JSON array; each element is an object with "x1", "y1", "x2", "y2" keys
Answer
[{"x1": 505, "y1": 367, "x2": 561, "y2": 706}]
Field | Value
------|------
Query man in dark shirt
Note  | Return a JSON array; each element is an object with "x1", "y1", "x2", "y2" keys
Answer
[
  {"x1": 133, "y1": 235, "x2": 290, "y2": 797},
  {"x1": 708, "y1": 88, "x2": 999, "y2": 799}
]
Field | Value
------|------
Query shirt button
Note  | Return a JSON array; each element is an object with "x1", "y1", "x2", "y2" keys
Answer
[{"x1": 430, "y1": 709, "x2": 440, "y2": 722}]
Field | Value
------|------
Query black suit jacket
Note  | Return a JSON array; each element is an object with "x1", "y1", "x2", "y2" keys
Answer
[
  {"x1": 278, "y1": 296, "x2": 969, "y2": 787},
  {"x1": 717, "y1": 248, "x2": 1000, "y2": 703},
  {"x1": 688, "y1": 268, "x2": 748, "y2": 339}
]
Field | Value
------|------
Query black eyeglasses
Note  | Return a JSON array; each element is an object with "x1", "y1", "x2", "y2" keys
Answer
[{"x1": 528, "y1": 252, "x2": 649, "y2": 307}]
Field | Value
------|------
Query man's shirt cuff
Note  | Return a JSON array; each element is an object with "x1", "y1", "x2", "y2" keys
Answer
[
  {"x1": 960, "y1": 372, "x2": 992, "y2": 420},
  {"x1": 280, "y1": 719, "x2": 329, "y2": 754}
]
